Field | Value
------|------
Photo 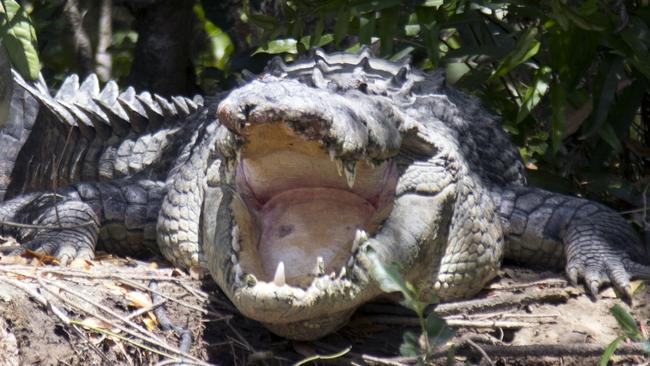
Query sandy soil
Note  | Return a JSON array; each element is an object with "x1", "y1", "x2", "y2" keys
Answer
[{"x1": 0, "y1": 250, "x2": 648, "y2": 366}]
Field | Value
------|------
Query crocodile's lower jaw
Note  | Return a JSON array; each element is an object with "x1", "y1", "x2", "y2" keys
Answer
[{"x1": 215, "y1": 122, "x2": 397, "y2": 336}]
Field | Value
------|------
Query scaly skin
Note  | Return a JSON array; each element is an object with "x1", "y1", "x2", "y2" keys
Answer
[{"x1": 1, "y1": 49, "x2": 649, "y2": 340}]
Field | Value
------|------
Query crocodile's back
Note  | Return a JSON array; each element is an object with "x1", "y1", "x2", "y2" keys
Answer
[{"x1": 1, "y1": 71, "x2": 204, "y2": 200}]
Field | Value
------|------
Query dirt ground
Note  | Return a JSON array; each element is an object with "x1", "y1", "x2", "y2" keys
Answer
[{"x1": 0, "y1": 246, "x2": 649, "y2": 366}]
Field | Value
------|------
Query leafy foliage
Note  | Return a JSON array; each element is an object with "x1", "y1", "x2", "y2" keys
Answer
[
  {"x1": 367, "y1": 247, "x2": 454, "y2": 361},
  {"x1": 0, "y1": 0, "x2": 40, "y2": 80},
  {"x1": 600, "y1": 304, "x2": 650, "y2": 366}
]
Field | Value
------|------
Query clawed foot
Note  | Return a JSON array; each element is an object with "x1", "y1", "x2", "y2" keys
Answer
[
  {"x1": 565, "y1": 242, "x2": 650, "y2": 301},
  {"x1": 2, "y1": 196, "x2": 100, "y2": 266}
]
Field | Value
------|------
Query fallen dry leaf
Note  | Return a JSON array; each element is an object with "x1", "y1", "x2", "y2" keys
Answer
[
  {"x1": 23, "y1": 250, "x2": 59, "y2": 265},
  {"x1": 125, "y1": 291, "x2": 153, "y2": 309},
  {"x1": 103, "y1": 282, "x2": 128, "y2": 296},
  {"x1": 69, "y1": 258, "x2": 93, "y2": 270},
  {"x1": 142, "y1": 313, "x2": 158, "y2": 330},
  {"x1": 79, "y1": 317, "x2": 113, "y2": 330}
]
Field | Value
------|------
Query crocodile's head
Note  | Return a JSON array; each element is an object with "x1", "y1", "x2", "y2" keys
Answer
[{"x1": 202, "y1": 50, "x2": 474, "y2": 339}]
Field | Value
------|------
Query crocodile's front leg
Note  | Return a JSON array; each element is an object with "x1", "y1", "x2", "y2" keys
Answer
[
  {"x1": 0, "y1": 179, "x2": 165, "y2": 264},
  {"x1": 494, "y1": 186, "x2": 650, "y2": 297}
]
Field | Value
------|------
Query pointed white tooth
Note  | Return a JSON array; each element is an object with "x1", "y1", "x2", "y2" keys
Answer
[
  {"x1": 233, "y1": 263, "x2": 243, "y2": 278},
  {"x1": 313, "y1": 256, "x2": 325, "y2": 276},
  {"x1": 329, "y1": 148, "x2": 336, "y2": 162},
  {"x1": 365, "y1": 159, "x2": 377, "y2": 168},
  {"x1": 352, "y1": 229, "x2": 367, "y2": 252},
  {"x1": 231, "y1": 254, "x2": 238, "y2": 264},
  {"x1": 344, "y1": 161, "x2": 357, "y2": 189},
  {"x1": 236, "y1": 150, "x2": 242, "y2": 165},
  {"x1": 335, "y1": 159, "x2": 343, "y2": 176},
  {"x1": 245, "y1": 274, "x2": 257, "y2": 286},
  {"x1": 347, "y1": 257, "x2": 354, "y2": 267},
  {"x1": 330, "y1": 271, "x2": 336, "y2": 278},
  {"x1": 273, "y1": 261, "x2": 286, "y2": 287},
  {"x1": 338, "y1": 266, "x2": 347, "y2": 279}
]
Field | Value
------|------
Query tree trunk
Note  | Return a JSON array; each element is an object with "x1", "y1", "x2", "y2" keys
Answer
[{"x1": 127, "y1": 0, "x2": 195, "y2": 96}]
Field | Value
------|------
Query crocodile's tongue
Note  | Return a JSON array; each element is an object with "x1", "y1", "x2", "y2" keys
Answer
[{"x1": 258, "y1": 188, "x2": 374, "y2": 287}]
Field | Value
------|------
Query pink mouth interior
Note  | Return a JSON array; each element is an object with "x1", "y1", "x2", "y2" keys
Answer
[{"x1": 232, "y1": 124, "x2": 396, "y2": 287}]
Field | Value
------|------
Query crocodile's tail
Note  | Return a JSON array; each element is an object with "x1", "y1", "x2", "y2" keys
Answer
[{"x1": 0, "y1": 70, "x2": 204, "y2": 200}]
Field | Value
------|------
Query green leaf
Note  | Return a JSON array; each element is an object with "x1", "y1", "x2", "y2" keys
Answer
[
  {"x1": 550, "y1": 0, "x2": 605, "y2": 31},
  {"x1": 619, "y1": 17, "x2": 650, "y2": 80},
  {"x1": 584, "y1": 58, "x2": 624, "y2": 138},
  {"x1": 389, "y1": 46, "x2": 414, "y2": 63},
  {"x1": 254, "y1": 38, "x2": 298, "y2": 55},
  {"x1": 333, "y1": 6, "x2": 350, "y2": 46},
  {"x1": 0, "y1": 0, "x2": 40, "y2": 80},
  {"x1": 597, "y1": 123, "x2": 622, "y2": 152},
  {"x1": 399, "y1": 331, "x2": 421, "y2": 357},
  {"x1": 610, "y1": 304, "x2": 642, "y2": 341},
  {"x1": 354, "y1": 0, "x2": 402, "y2": 13},
  {"x1": 359, "y1": 15, "x2": 375, "y2": 45},
  {"x1": 489, "y1": 28, "x2": 540, "y2": 81},
  {"x1": 310, "y1": 17, "x2": 324, "y2": 48},
  {"x1": 516, "y1": 66, "x2": 551, "y2": 123},
  {"x1": 425, "y1": 313, "x2": 454, "y2": 349},
  {"x1": 247, "y1": 13, "x2": 281, "y2": 30},
  {"x1": 366, "y1": 247, "x2": 411, "y2": 296},
  {"x1": 599, "y1": 335, "x2": 625, "y2": 366},
  {"x1": 416, "y1": 6, "x2": 440, "y2": 67},
  {"x1": 194, "y1": 4, "x2": 233, "y2": 71},
  {"x1": 549, "y1": 82, "x2": 566, "y2": 154},
  {"x1": 378, "y1": 7, "x2": 399, "y2": 56}
]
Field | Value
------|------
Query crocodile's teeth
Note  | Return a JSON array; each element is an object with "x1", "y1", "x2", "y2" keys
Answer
[
  {"x1": 231, "y1": 226, "x2": 240, "y2": 252},
  {"x1": 273, "y1": 261, "x2": 286, "y2": 287},
  {"x1": 338, "y1": 266, "x2": 346, "y2": 279},
  {"x1": 329, "y1": 148, "x2": 336, "y2": 162},
  {"x1": 352, "y1": 229, "x2": 368, "y2": 252},
  {"x1": 313, "y1": 256, "x2": 325, "y2": 276},
  {"x1": 236, "y1": 150, "x2": 242, "y2": 165},
  {"x1": 347, "y1": 257, "x2": 354, "y2": 267},
  {"x1": 233, "y1": 263, "x2": 243, "y2": 279},
  {"x1": 245, "y1": 274, "x2": 257, "y2": 287},
  {"x1": 335, "y1": 159, "x2": 343, "y2": 176},
  {"x1": 344, "y1": 161, "x2": 357, "y2": 189}
]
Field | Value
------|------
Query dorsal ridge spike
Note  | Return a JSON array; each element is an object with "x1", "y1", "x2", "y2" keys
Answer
[
  {"x1": 315, "y1": 59, "x2": 330, "y2": 73},
  {"x1": 313, "y1": 48, "x2": 328, "y2": 63},
  {"x1": 79, "y1": 73, "x2": 100, "y2": 97},
  {"x1": 54, "y1": 74, "x2": 80, "y2": 101},
  {"x1": 358, "y1": 44, "x2": 374, "y2": 58},
  {"x1": 393, "y1": 64, "x2": 410, "y2": 83},
  {"x1": 267, "y1": 56, "x2": 288, "y2": 76},
  {"x1": 357, "y1": 56, "x2": 372, "y2": 71},
  {"x1": 310, "y1": 66, "x2": 328, "y2": 89}
]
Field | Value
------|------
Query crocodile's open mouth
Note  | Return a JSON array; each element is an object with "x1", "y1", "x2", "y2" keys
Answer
[{"x1": 231, "y1": 123, "x2": 397, "y2": 288}]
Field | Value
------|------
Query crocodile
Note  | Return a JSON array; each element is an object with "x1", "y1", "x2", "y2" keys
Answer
[{"x1": 1, "y1": 49, "x2": 649, "y2": 340}]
